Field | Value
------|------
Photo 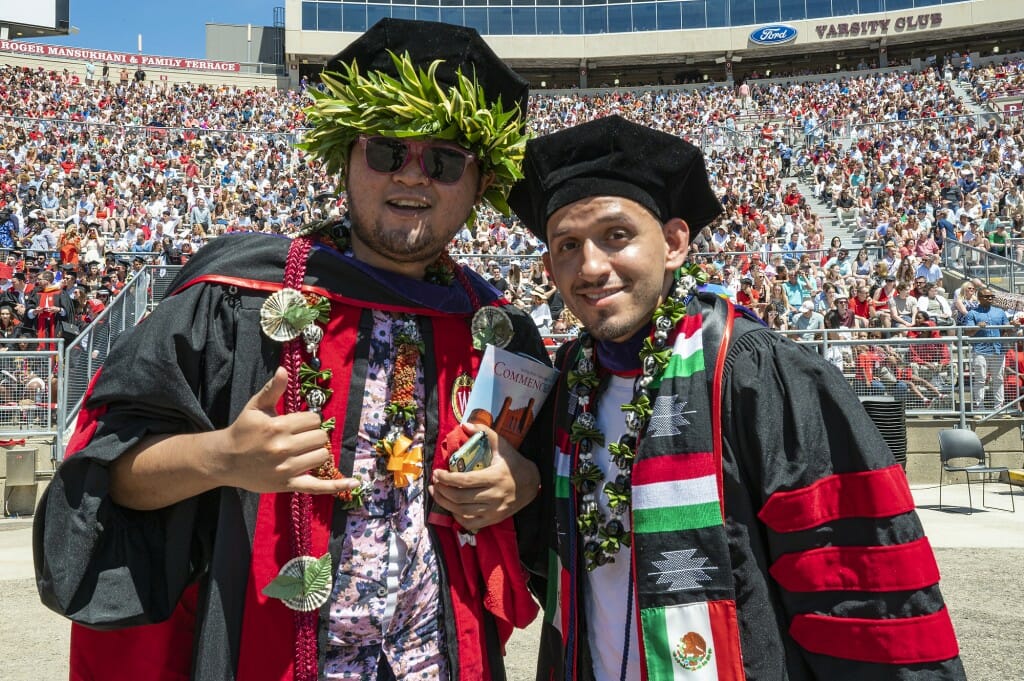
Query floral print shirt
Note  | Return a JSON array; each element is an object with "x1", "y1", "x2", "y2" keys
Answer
[{"x1": 323, "y1": 310, "x2": 448, "y2": 680}]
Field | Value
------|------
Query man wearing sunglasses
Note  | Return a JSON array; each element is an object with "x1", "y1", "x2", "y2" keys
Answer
[{"x1": 36, "y1": 19, "x2": 546, "y2": 681}]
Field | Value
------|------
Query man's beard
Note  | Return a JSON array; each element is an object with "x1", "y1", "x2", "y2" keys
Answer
[{"x1": 347, "y1": 192, "x2": 460, "y2": 265}]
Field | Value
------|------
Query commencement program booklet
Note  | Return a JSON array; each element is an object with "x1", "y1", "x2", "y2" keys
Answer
[{"x1": 462, "y1": 344, "x2": 559, "y2": 448}]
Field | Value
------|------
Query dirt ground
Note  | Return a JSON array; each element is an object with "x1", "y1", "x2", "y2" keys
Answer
[{"x1": 3, "y1": 520, "x2": 1021, "y2": 680}]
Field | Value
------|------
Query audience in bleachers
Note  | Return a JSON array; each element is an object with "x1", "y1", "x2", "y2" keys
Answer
[{"x1": 3, "y1": 56, "x2": 1024, "y2": 411}]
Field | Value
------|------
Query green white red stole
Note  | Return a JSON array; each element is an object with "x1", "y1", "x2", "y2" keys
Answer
[{"x1": 550, "y1": 295, "x2": 747, "y2": 680}]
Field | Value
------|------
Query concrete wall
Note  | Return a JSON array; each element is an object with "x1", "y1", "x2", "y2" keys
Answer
[{"x1": 205, "y1": 23, "x2": 285, "y2": 70}]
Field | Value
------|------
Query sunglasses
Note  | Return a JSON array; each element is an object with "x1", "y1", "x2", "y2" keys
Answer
[{"x1": 358, "y1": 135, "x2": 475, "y2": 185}]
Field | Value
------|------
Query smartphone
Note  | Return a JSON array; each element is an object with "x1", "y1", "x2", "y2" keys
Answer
[{"x1": 448, "y1": 431, "x2": 492, "y2": 472}]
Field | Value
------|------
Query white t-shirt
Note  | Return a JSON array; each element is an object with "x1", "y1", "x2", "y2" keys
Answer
[{"x1": 584, "y1": 374, "x2": 641, "y2": 681}]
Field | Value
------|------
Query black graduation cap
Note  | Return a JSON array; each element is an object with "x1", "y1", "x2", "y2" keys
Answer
[
  {"x1": 508, "y1": 115, "x2": 723, "y2": 242},
  {"x1": 326, "y1": 18, "x2": 528, "y2": 117}
]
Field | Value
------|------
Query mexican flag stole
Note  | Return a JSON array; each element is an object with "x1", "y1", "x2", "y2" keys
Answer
[{"x1": 551, "y1": 298, "x2": 747, "y2": 681}]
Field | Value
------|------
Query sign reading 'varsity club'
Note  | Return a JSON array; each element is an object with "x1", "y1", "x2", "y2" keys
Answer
[{"x1": 748, "y1": 25, "x2": 798, "y2": 45}]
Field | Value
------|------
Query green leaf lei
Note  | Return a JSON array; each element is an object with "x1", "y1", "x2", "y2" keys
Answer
[
  {"x1": 567, "y1": 367, "x2": 600, "y2": 390},
  {"x1": 298, "y1": 51, "x2": 529, "y2": 226}
]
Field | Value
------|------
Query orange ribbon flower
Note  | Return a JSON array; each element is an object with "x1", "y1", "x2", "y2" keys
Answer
[{"x1": 383, "y1": 434, "x2": 423, "y2": 488}]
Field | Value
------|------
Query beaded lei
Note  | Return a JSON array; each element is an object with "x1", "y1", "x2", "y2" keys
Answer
[{"x1": 567, "y1": 268, "x2": 698, "y2": 572}]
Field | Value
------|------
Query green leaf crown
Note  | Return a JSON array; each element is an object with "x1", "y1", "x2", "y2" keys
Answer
[{"x1": 298, "y1": 51, "x2": 529, "y2": 224}]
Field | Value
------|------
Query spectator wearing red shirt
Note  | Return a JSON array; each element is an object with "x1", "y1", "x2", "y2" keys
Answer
[
  {"x1": 850, "y1": 285, "x2": 877, "y2": 325},
  {"x1": 1004, "y1": 339, "x2": 1024, "y2": 407},
  {"x1": 736, "y1": 277, "x2": 764, "y2": 316},
  {"x1": 908, "y1": 312, "x2": 950, "y2": 396},
  {"x1": 855, "y1": 343, "x2": 886, "y2": 395},
  {"x1": 782, "y1": 183, "x2": 802, "y2": 207}
]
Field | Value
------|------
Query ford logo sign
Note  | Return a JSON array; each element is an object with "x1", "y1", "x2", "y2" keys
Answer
[{"x1": 749, "y1": 25, "x2": 798, "y2": 45}]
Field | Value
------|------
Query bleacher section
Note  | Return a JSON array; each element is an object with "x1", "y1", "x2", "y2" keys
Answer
[{"x1": 2, "y1": 50, "x2": 1024, "y2": 440}]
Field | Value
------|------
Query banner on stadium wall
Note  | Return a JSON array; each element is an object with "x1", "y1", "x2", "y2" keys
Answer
[
  {"x1": 1005, "y1": 102, "x2": 1023, "y2": 114},
  {"x1": 0, "y1": 40, "x2": 240, "y2": 72}
]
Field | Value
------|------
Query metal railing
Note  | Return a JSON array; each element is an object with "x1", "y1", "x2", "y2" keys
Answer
[
  {"x1": 778, "y1": 326, "x2": 1024, "y2": 428},
  {"x1": 941, "y1": 239, "x2": 1024, "y2": 297},
  {"x1": 60, "y1": 265, "x2": 183, "y2": 434},
  {"x1": 541, "y1": 324, "x2": 1024, "y2": 427},
  {"x1": 0, "y1": 338, "x2": 65, "y2": 456},
  {"x1": 818, "y1": 112, "x2": 1014, "y2": 146}
]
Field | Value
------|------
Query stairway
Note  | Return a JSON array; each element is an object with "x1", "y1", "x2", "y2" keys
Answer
[
  {"x1": 792, "y1": 172, "x2": 864, "y2": 252},
  {"x1": 788, "y1": 76, "x2": 993, "y2": 256},
  {"x1": 947, "y1": 78, "x2": 986, "y2": 115}
]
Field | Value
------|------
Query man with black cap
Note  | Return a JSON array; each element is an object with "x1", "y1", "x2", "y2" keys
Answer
[
  {"x1": 508, "y1": 116, "x2": 965, "y2": 680},
  {"x1": 36, "y1": 19, "x2": 544, "y2": 681}
]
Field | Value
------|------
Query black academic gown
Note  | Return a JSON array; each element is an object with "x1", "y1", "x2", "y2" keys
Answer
[
  {"x1": 521, "y1": 295, "x2": 966, "y2": 681},
  {"x1": 25, "y1": 284, "x2": 73, "y2": 344}
]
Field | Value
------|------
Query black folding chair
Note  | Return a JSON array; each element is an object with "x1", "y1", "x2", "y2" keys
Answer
[{"x1": 938, "y1": 428, "x2": 1016, "y2": 513}]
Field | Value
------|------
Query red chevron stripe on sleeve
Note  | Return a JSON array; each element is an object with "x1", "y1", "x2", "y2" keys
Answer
[
  {"x1": 758, "y1": 464, "x2": 914, "y2": 533},
  {"x1": 790, "y1": 607, "x2": 960, "y2": 664},
  {"x1": 769, "y1": 537, "x2": 940, "y2": 592}
]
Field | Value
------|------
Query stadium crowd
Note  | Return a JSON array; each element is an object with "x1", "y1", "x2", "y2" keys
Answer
[
  {"x1": 2, "y1": 54, "x2": 1024, "y2": 410},
  {"x1": 969, "y1": 56, "x2": 1024, "y2": 103}
]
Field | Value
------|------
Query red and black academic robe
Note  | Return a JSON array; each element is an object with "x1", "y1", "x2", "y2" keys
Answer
[
  {"x1": 522, "y1": 295, "x2": 965, "y2": 681},
  {"x1": 33, "y1": 232, "x2": 548, "y2": 681},
  {"x1": 27, "y1": 284, "x2": 72, "y2": 350}
]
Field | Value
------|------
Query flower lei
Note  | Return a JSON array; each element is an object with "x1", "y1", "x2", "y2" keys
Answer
[
  {"x1": 368, "y1": 317, "x2": 426, "y2": 489},
  {"x1": 264, "y1": 217, "x2": 465, "y2": 508},
  {"x1": 567, "y1": 265, "x2": 703, "y2": 571}
]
